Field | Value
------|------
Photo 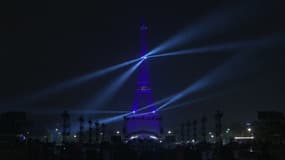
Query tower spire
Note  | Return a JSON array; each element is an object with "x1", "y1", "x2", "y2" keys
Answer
[{"x1": 140, "y1": 18, "x2": 148, "y2": 56}]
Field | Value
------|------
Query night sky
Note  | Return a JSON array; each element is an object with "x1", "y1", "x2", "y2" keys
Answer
[{"x1": 1, "y1": 0, "x2": 284, "y2": 128}]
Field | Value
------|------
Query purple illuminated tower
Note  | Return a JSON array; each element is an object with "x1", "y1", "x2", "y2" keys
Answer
[{"x1": 124, "y1": 20, "x2": 162, "y2": 139}]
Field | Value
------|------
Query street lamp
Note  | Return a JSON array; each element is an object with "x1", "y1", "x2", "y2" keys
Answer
[{"x1": 226, "y1": 128, "x2": 230, "y2": 134}]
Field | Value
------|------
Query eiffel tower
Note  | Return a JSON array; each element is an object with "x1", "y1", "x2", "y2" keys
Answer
[{"x1": 124, "y1": 20, "x2": 162, "y2": 139}]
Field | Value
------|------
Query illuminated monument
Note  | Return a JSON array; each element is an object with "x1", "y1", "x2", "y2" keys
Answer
[{"x1": 123, "y1": 20, "x2": 162, "y2": 139}]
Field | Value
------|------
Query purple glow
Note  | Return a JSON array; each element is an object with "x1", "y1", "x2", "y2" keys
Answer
[
  {"x1": 125, "y1": 117, "x2": 161, "y2": 136},
  {"x1": 125, "y1": 19, "x2": 161, "y2": 137},
  {"x1": 141, "y1": 56, "x2": 148, "y2": 60},
  {"x1": 131, "y1": 19, "x2": 154, "y2": 112}
]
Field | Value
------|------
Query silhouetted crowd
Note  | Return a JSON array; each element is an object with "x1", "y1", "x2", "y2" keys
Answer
[{"x1": 1, "y1": 139, "x2": 284, "y2": 160}]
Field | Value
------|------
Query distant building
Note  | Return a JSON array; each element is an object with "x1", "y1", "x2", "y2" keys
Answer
[{"x1": 255, "y1": 111, "x2": 285, "y2": 144}]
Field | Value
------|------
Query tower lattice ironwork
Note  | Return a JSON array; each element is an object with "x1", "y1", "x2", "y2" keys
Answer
[{"x1": 124, "y1": 20, "x2": 162, "y2": 138}]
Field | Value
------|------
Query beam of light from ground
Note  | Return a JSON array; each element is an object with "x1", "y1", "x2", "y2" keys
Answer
[
  {"x1": 145, "y1": 1, "x2": 260, "y2": 57},
  {"x1": 99, "y1": 112, "x2": 132, "y2": 124},
  {"x1": 157, "y1": 51, "x2": 260, "y2": 111},
  {"x1": 136, "y1": 95, "x2": 174, "y2": 112},
  {"x1": 13, "y1": 58, "x2": 141, "y2": 106},
  {"x1": 148, "y1": 34, "x2": 284, "y2": 59},
  {"x1": 11, "y1": 108, "x2": 129, "y2": 115},
  {"x1": 159, "y1": 99, "x2": 207, "y2": 112},
  {"x1": 127, "y1": 111, "x2": 154, "y2": 118},
  {"x1": 159, "y1": 90, "x2": 232, "y2": 112},
  {"x1": 99, "y1": 94, "x2": 174, "y2": 124},
  {"x1": 67, "y1": 110, "x2": 129, "y2": 114},
  {"x1": 83, "y1": 60, "x2": 144, "y2": 109}
]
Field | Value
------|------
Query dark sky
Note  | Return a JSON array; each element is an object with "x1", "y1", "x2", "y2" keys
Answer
[{"x1": 0, "y1": 0, "x2": 284, "y2": 128}]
